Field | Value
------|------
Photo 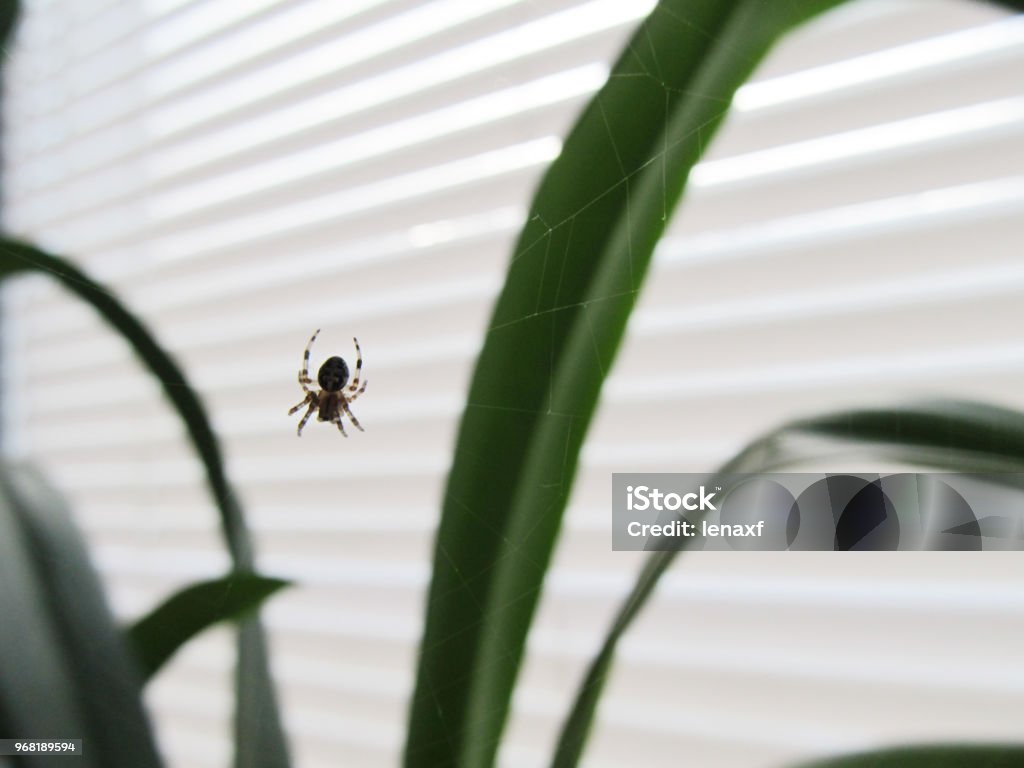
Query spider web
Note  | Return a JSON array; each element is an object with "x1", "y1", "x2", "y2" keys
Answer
[
  {"x1": 403, "y1": 5, "x2": 744, "y2": 764},
  {"x1": 1, "y1": 18, "x2": 724, "y2": 760},
  {"x1": 1, "y1": 2, "x2": 754, "y2": 764}
]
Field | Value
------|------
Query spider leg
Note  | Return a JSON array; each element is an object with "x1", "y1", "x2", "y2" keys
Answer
[
  {"x1": 347, "y1": 379, "x2": 368, "y2": 403},
  {"x1": 332, "y1": 415, "x2": 349, "y2": 438},
  {"x1": 346, "y1": 337, "x2": 363, "y2": 392},
  {"x1": 296, "y1": 402, "x2": 316, "y2": 436},
  {"x1": 300, "y1": 329, "x2": 321, "y2": 392},
  {"x1": 341, "y1": 399, "x2": 365, "y2": 432},
  {"x1": 298, "y1": 369, "x2": 315, "y2": 394},
  {"x1": 288, "y1": 396, "x2": 309, "y2": 415}
]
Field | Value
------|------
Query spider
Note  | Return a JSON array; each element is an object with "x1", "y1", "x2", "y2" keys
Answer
[{"x1": 288, "y1": 329, "x2": 367, "y2": 437}]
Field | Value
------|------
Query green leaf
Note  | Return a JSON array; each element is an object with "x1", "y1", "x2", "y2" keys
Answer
[
  {"x1": 0, "y1": 463, "x2": 161, "y2": 768},
  {"x1": 0, "y1": 0, "x2": 19, "y2": 57},
  {"x1": 0, "y1": 240, "x2": 250, "y2": 565},
  {"x1": 404, "y1": 2, "x2": 849, "y2": 766},
  {"x1": 234, "y1": 621, "x2": 292, "y2": 768},
  {"x1": 129, "y1": 575, "x2": 290, "y2": 680},
  {"x1": 988, "y1": 0, "x2": 1024, "y2": 12},
  {"x1": 0, "y1": 475, "x2": 96, "y2": 768},
  {"x1": 554, "y1": 399, "x2": 1024, "y2": 766},
  {"x1": 795, "y1": 745, "x2": 1024, "y2": 767},
  {"x1": 0, "y1": 241, "x2": 290, "y2": 767},
  {"x1": 791, "y1": 400, "x2": 1024, "y2": 471}
]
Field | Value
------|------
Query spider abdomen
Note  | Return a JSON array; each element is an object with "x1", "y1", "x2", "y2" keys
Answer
[
  {"x1": 318, "y1": 392, "x2": 340, "y2": 422},
  {"x1": 318, "y1": 356, "x2": 349, "y2": 391}
]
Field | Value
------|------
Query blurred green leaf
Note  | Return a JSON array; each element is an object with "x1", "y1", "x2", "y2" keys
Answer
[
  {"x1": 234, "y1": 621, "x2": 292, "y2": 768},
  {"x1": 0, "y1": 463, "x2": 161, "y2": 768},
  {"x1": 0, "y1": 240, "x2": 251, "y2": 565},
  {"x1": 0, "y1": 0, "x2": 19, "y2": 57},
  {"x1": 990, "y1": 0, "x2": 1024, "y2": 11},
  {"x1": 554, "y1": 399, "x2": 1024, "y2": 766},
  {"x1": 405, "y1": 2, "x2": 850, "y2": 766},
  {"x1": 791, "y1": 400, "x2": 1024, "y2": 471},
  {"x1": 129, "y1": 575, "x2": 290, "y2": 680},
  {"x1": 0, "y1": 480, "x2": 95, "y2": 768},
  {"x1": 0, "y1": 241, "x2": 290, "y2": 767},
  {"x1": 796, "y1": 745, "x2": 1024, "y2": 767}
]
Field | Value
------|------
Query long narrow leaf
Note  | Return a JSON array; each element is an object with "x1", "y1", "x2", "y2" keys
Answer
[
  {"x1": 553, "y1": 399, "x2": 1024, "y2": 766},
  {"x1": 1, "y1": 464, "x2": 163, "y2": 768},
  {"x1": 989, "y1": 0, "x2": 1024, "y2": 12},
  {"x1": 0, "y1": 241, "x2": 289, "y2": 767},
  {"x1": 0, "y1": 0, "x2": 18, "y2": 58},
  {"x1": 0, "y1": 242, "x2": 249, "y2": 564},
  {"x1": 234, "y1": 621, "x2": 291, "y2": 768},
  {"x1": 796, "y1": 745, "x2": 1024, "y2": 767},
  {"x1": 404, "y1": 2, "x2": 848, "y2": 766},
  {"x1": 129, "y1": 575, "x2": 290, "y2": 681},
  {"x1": 0, "y1": 474, "x2": 97, "y2": 768}
]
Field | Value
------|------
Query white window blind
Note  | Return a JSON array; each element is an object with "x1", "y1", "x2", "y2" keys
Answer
[{"x1": 4, "y1": 1, "x2": 1024, "y2": 767}]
